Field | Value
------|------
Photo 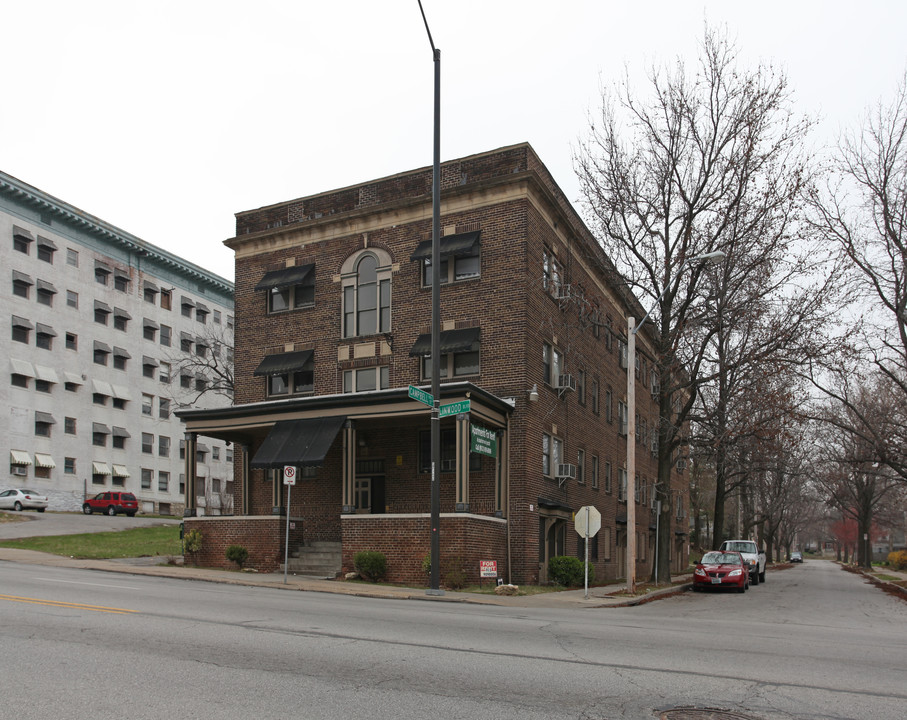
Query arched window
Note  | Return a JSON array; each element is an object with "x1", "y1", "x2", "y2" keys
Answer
[{"x1": 342, "y1": 250, "x2": 392, "y2": 338}]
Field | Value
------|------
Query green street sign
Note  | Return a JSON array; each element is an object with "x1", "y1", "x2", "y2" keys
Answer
[
  {"x1": 408, "y1": 385, "x2": 434, "y2": 408},
  {"x1": 439, "y1": 400, "x2": 471, "y2": 418},
  {"x1": 470, "y1": 424, "x2": 497, "y2": 457}
]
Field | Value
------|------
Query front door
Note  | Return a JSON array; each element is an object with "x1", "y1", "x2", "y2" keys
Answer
[
  {"x1": 354, "y1": 476, "x2": 385, "y2": 514},
  {"x1": 538, "y1": 515, "x2": 565, "y2": 584}
]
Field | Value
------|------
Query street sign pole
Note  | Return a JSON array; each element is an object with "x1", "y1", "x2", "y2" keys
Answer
[
  {"x1": 585, "y1": 506, "x2": 590, "y2": 599},
  {"x1": 284, "y1": 482, "x2": 291, "y2": 585}
]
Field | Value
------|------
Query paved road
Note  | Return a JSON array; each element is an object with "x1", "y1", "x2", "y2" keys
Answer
[
  {"x1": 0, "y1": 556, "x2": 904, "y2": 719},
  {"x1": 0, "y1": 510, "x2": 180, "y2": 539}
]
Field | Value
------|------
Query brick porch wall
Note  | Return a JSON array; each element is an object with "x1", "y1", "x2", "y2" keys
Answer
[
  {"x1": 183, "y1": 515, "x2": 304, "y2": 572},
  {"x1": 341, "y1": 513, "x2": 508, "y2": 587}
]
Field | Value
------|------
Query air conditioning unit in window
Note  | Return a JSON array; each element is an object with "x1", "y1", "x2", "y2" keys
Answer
[
  {"x1": 12, "y1": 465, "x2": 27, "y2": 476},
  {"x1": 556, "y1": 374, "x2": 576, "y2": 392},
  {"x1": 556, "y1": 463, "x2": 577, "y2": 480}
]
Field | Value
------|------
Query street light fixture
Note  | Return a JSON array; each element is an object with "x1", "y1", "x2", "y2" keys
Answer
[{"x1": 625, "y1": 250, "x2": 725, "y2": 593}]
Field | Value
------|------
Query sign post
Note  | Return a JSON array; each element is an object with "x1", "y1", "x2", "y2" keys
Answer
[
  {"x1": 283, "y1": 466, "x2": 297, "y2": 585},
  {"x1": 574, "y1": 505, "x2": 601, "y2": 599}
]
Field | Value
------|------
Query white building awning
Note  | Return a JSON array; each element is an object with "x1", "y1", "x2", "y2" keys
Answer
[
  {"x1": 92, "y1": 379, "x2": 113, "y2": 396},
  {"x1": 92, "y1": 462, "x2": 111, "y2": 476},
  {"x1": 34, "y1": 453, "x2": 56, "y2": 468},
  {"x1": 111, "y1": 385, "x2": 133, "y2": 401},
  {"x1": 111, "y1": 464, "x2": 130, "y2": 478},
  {"x1": 33, "y1": 365, "x2": 60, "y2": 383},
  {"x1": 10, "y1": 358, "x2": 35, "y2": 377},
  {"x1": 10, "y1": 450, "x2": 32, "y2": 466},
  {"x1": 64, "y1": 372, "x2": 84, "y2": 385}
]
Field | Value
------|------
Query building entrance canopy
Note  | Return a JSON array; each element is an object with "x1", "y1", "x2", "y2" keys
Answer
[{"x1": 250, "y1": 415, "x2": 347, "y2": 469}]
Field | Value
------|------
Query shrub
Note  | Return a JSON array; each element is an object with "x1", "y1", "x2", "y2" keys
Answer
[
  {"x1": 888, "y1": 550, "x2": 907, "y2": 570},
  {"x1": 225, "y1": 544, "x2": 249, "y2": 569},
  {"x1": 422, "y1": 553, "x2": 432, "y2": 577},
  {"x1": 443, "y1": 556, "x2": 467, "y2": 589},
  {"x1": 183, "y1": 528, "x2": 202, "y2": 554},
  {"x1": 354, "y1": 550, "x2": 387, "y2": 582},
  {"x1": 548, "y1": 555, "x2": 594, "y2": 587}
]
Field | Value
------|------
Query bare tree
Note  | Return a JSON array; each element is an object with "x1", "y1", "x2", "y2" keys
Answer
[
  {"x1": 165, "y1": 322, "x2": 234, "y2": 409},
  {"x1": 808, "y1": 73, "x2": 907, "y2": 481},
  {"x1": 575, "y1": 26, "x2": 822, "y2": 581}
]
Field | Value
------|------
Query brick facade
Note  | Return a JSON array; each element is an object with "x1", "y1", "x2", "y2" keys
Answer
[{"x1": 179, "y1": 143, "x2": 690, "y2": 586}]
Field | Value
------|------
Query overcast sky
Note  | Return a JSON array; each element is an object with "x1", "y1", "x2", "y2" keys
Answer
[{"x1": 4, "y1": 1, "x2": 906, "y2": 282}]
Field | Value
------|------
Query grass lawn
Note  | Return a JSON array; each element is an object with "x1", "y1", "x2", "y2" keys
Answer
[{"x1": 0, "y1": 524, "x2": 182, "y2": 559}]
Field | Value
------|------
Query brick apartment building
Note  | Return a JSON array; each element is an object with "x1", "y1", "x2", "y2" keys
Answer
[{"x1": 179, "y1": 143, "x2": 690, "y2": 585}]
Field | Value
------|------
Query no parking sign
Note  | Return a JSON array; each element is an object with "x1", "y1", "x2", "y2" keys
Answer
[{"x1": 283, "y1": 466, "x2": 297, "y2": 485}]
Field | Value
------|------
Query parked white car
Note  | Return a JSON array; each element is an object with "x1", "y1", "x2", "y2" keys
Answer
[
  {"x1": 0, "y1": 488, "x2": 49, "y2": 512},
  {"x1": 718, "y1": 539, "x2": 766, "y2": 585}
]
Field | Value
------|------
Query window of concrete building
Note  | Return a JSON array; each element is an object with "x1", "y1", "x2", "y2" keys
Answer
[
  {"x1": 341, "y1": 251, "x2": 391, "y2": 338},
  {"x1": 112, "y1": 347, "x2": 129, "y2": 370},
  {"x1": 158, "y1": 471, "x2": 169, "y2": 492},
  {"x1": 35, "y1": 379, "x2": 52, "y2": 393},
  {"x1": 112, "y1": 397, "x2": 127, "y2": 410},
  {"x1": 142, "y1": 432, "x2": 153, "y2": 454},
  {"x1": 159, "y1": 361, "x2": 171, "y2": 383},
  {"x1": 65, "y1": 332, "x2": 77, "y2": 350},
  {"x1": 143, "y1": 283, "x2": 158, "y2": 303},
  {"x1": 94, "y1": 301, "x2": 111, "y2": 325},
  {"x1": 95, "y1": 263, "x2": 110, "y2": 286},
  {"x1": 160, "y1": 289, "x2": 172, "y2": 310},
  {"x1": 195, "y1": 376, "x2": 206, "y2": 392},
  {"x1": 66, "y1": 248, "x2": 79, "y2": 267},
  {"x1": 159, "y1": 435, "x2": 170, "y2": 457},
  {"x1": 213, "y1": 309, "x2": 221, "y2": 324},
  {"x1": 114, "y1": 274, "x2": 129, "y2": 293},
  {"x1": 66, "y1": 290, "x2": 78, "y2": 308},
  {"x1": 342, "y1": 366, "x2": 388, "y2": 393},
  {"x1": 35, "y1": 412, "x2": 54, "y2": 437},
  {"x1": 181, "y1": 297, "x2": 194, "y2": 318},
  {"x1": 12, "y1": 272, "x2": 31, "y2": 298},
  {"x1": 141, "y1": 468, "x2": 152, "y2": 489},
  {"x1": 142, "y1": 394, "x2": 153, "y2": 416},
  {"x1": 36, "y1": 281, "x2": 55, "y2": 306},
  {"x1": 64, "y1": 457, "x2": 76, "y2": 474},
  {"x1": 11, "y1": 373, "x2": 29, "y2": 388},
  {"x1": 160, "y1": 324, "x2": 171, "y2": 346},
  {"x1": 143, "y1": 320, "x2": 157, "y2": 341},
  {"x1": 12, "y1": 316, "x2": 31, "y2": 344},
  {"x1": 159, "y1": 398, "x2": 170, "y2": 419},
  {"x1": 180, "y1": 374, "x2": 191, "y2": 389},
  {"x1": 113, "y1": 309, "x2": 129, "y2": 331},
  {"x1": 13, "y1": 226, "x2": 33, "y2": 254},
  {"x1": 65, "y1": 417, "x2": 77, "y2": 435},
  {"x1": 36, "y1": 324, "x2": 55, "y2": 350},
  {"x1": 142, "y1": 357, "x2": 156, "y2": 378},
  {"x1": 212, "y1": 446, "x2": 220, "y2": 460}
]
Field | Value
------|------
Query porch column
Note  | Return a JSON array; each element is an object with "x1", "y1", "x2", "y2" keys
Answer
[
  {"x1": 342, "y1": 420, "x2": 356, "y2": 513},
  {"x1": 455, "y1": 414, "x2": 469, "y2": 512},
  {"x1": 183, "y1": 432, "x2": 197, "y2": 517},
  {"x1": 272, "y1": 466, "x2": 283, "y2": 515},
  {"x1": 495, "y1": 425, "x2": 509, "y2": 518},
  {"x1": 238, "y1": 443, "x2": 250, "y2": 515}
]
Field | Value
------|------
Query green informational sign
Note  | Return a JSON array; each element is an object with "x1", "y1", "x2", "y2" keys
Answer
[
  {"x1": 439, "y1": 400, "x2": 471, "y2": 418},
  {"x1": 470, "y1": 423, "x2": 497, "y2": 457},
  {"x1": 408, "y1": 385, "x2": 433, "y2": 407}
]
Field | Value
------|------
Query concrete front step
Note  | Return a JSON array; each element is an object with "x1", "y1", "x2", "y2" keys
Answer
[{"x1": 283, "y1": 541, "x2": 341, "y2": 577}]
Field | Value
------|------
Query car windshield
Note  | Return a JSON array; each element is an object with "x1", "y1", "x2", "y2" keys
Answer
[
  {"x1": 725, "y1": 542, "x2": 754, "y2": 552},
  {"x1": 702, "y1": 552, "x2": 740, "y2": 564},
  {"x1": 20, "y1": 489, "x2": 38, "y2": 494}
]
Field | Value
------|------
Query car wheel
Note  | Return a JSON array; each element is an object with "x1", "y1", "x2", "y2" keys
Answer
[
  {"x1": 83, "y1": 505, "x2": 93, "y2": 515},
  {"x1": 37, "y1": 508, "x2": 45, "y2": 512},
  {"x1": 751, "y1": 571, "x2": 759, "y2": 586},
  {"x1": 106, "y1": 505, "x2": 117, "y2": 516},
  {"x1": 737, "y1": 582, "x2": 746, "y2": 593},
  {"x1": 759, "y1": 569, "x2": 766, "y2": 583},
  {"x1": 13, "y1": 501, "x2": 23, "y2": 511}
]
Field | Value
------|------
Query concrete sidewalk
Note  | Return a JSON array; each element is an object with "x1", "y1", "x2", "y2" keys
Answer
[{"x1": 0, "y1": 546, "x2": 691, "y2": 609}]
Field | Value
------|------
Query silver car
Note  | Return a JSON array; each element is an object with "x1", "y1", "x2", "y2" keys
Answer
[{"x1": 0, "y1": 488, "x2": 49, "y2": 512}]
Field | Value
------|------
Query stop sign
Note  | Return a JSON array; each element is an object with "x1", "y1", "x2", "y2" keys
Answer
[{"x1": 575, "y1": 505, "x2": 601, "y2": 538}]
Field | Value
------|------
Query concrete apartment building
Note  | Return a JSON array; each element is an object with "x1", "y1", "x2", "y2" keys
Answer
[
  {"x1": 2, "y1": 170, "x2": 234, "y2": 516},
  {"x1": 179, "y1": 143, "x2": 690, "y2": 585}
]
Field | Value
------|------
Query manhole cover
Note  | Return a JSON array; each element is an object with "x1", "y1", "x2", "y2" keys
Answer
[{"x1": 657, "y1": 709, "x2": 762, "y2": 720}]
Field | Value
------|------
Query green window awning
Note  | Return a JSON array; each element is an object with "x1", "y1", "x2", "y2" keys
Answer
[
  {"x1": 410, "y1": 231, "x2": 480, "y2": 260},
  {"x1": 253, "y1": 349, "x2": 314, "y2": 376},
  {"x1": 250, "y1": 416, "x2": 347, "y2": 469},
  {"x1": 254, "y1": 263, "x2": 315, "y2": 291},
  {"x1": 409, "y1": 327, "x2": 481, "y2": 356}
]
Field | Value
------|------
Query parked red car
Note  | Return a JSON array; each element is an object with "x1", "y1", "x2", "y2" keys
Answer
[
  {"x1": 82, "y1": 491, "x2": 138, "y2": 517},
  {"x1": 692, "y1": 551, "x2": 749, "y2": 593}
]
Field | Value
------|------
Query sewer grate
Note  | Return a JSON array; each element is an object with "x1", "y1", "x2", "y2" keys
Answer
[{"x1": 656, "y1": 708, "x2": 763, "y2": 720}]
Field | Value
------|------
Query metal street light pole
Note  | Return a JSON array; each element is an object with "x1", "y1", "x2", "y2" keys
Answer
[
  {"x1": 625, "y1": 250, "x2": 725, "y2": 593},
  {"x1": 419, "y1": 0, "x2": 444, "y2": 596}
]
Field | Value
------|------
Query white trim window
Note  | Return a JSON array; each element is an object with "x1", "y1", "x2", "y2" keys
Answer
[
  {"x1": 342, "y1": 250, "x2": 392, "y2": 338},
  {"x1": 343, "y1": 366, "x2": 389, "y2": 393}
]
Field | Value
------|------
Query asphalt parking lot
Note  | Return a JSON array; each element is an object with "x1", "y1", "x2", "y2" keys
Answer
[{"x1": 0, "y1": 510, "x2": 180, "y2": 540}]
